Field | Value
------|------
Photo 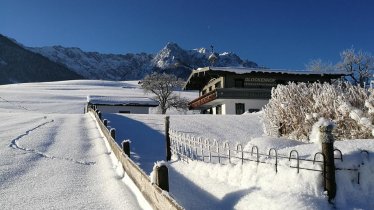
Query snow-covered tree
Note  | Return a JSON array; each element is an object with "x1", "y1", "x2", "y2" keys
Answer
[
  {"x1": 337, "y1": 48, "x2": 374, "y2": 87},
  {"x1": 305, "y1": 59, "x2": 335, "y2": 72},
  {"x1": 306, "y1": 48, "x2": 374, "y2": 87},
  {"x1": 140, "y1": 72, "x2": 188, "y2": 114}
]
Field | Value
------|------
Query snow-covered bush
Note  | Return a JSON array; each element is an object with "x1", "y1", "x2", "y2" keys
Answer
[{"x1": 263, "y1": 81, "x2": 374, "y2": 141}]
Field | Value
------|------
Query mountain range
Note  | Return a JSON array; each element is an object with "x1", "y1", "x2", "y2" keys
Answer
[
  {"x1": 30, "y1": 42, "x2": 259, "y2": 80},
  {"x1": 0, "y1": 34, "x2": 83, "y2": 84},
  {"x1": 0, "y1": 34, "x2": 259, "y2": 84}
]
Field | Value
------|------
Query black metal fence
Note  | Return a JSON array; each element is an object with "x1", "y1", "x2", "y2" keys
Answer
[{"x1": 169, "y1": 129, "x2": 369, "y2": 185}]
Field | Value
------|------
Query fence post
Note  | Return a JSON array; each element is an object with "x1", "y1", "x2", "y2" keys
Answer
[
  {"x1": 278, "y1": 122, "x2": 284, "y2": 137},
  {"x1": 103, "y1": 119, "x2": 108, "y2": 127},
  {"x1": 97, "y1": 111, "x2": 102, "y2": 120},
  {"x1": 110, "y1": 128, "x2": 116, "y2": 140},
  {"x1": 319, "y1": 123, "x2": 336, "y2": 202},
  {"x1": 122, "y1": 140, "x2": 131, "y2": 158},
  {"x1": 156, "y1": 165, "x2": 169, "y2": 192},
  {"x1": 165, "y1": 116, "x2": 171, "y2": 161}
]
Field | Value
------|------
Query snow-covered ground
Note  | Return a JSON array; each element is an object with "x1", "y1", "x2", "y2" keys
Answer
[
  {"x1": 107, "y1": 113, "x2": 374, "y2": 210},
  {"x1": 0, "y1": 80, "x2": 159, "y2": 209},
  {"x1": 0, "y1": 80, "x2": 373, "y2": 209}
]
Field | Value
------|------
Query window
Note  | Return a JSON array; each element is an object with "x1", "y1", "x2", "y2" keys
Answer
[
  {"x1": 235, "y1": 103, "x2": 245, "y2": 115},
  {"x1": 234, "y1": 79, "x2": 244, "y2": 88},
  {"x1": 203, "y1": 109, "x2": 212, "y2": 114},
  {"x1": 215, "y1": 82, "x2": 222, "y2": 89},
  {"x1": 202, "y1": 89, "x2": 207, "y2": 95},
  {"x1": 247, "y1": 109, "x2": 260, "y2": 113},
  {"x1": 216, "y1": 105, "x2": 222, "y2": 115}
]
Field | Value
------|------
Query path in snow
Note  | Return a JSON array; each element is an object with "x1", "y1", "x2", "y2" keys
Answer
[{"x1": 0, "y1": 113, "x2": 142, "y2": 209}]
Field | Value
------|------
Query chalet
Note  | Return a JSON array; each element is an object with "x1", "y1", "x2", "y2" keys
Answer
[
  {"x1": 86, "y1": 95, "x2": 159, "y2": 114},
  {"x1": 184, "y1": 67, "x2": 345, "y2": 115}
]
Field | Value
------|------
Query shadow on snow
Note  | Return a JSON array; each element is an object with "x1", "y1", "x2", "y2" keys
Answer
[{"x1": 104, "y1": 114, "x2": 166, "y2": 174}]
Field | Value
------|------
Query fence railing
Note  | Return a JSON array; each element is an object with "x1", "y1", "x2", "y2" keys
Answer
[
  {"x1": 169, "y1": 128, "x2": 369, "y2": 185},
  {"x1": 87, "y1": 107, "x2": 183, "y2": 210}
]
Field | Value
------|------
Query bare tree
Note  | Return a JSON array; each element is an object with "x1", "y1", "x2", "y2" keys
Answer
[
  {"x1": 140, "y1": 72, "x2": 188, "y2": 114},
  {"x1": 305, "y1": 48, "x2": 374, "y2": 87},
  {"x1": 305, "y1": 59, "x2": 335, "y2": 72},
  {"x1": 337, "y1": 48, "x2": 374, "y2": 87}
]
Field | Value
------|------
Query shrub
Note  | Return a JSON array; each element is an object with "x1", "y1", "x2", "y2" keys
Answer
[{"x1": 263, "y1": 82, "x2": 374, "y2": 141}]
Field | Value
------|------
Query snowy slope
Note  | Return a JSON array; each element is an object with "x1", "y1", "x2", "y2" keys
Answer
[
  {"x1": 0, "y1": 35, "x2": 83, "y2": 85},
  {"x1": 0, "y1": 81, "x2": 160, "y2": 209}
]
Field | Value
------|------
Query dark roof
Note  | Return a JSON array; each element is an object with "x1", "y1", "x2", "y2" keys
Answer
[
  {"x1": 87, "y1": 95, "x2": 159, "y2": 107},
  {"x1": 184, "y1": 67, "x2": 347, "y2": 90}
]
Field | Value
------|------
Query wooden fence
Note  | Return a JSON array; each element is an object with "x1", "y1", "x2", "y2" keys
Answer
[{"x1": 88, "y1": 108, "x2": 184, "y2": 210}]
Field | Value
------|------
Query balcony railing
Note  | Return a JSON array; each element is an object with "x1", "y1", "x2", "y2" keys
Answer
[
  {"x1": 188, "y1": 90, "x2": 217, "y2": 109},
  {"x1": 188, "y1": 88, "x2": 272, "y2": 109}
]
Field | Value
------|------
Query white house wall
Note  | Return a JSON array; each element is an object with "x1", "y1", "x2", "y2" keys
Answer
[
  {"x1": 222, "y1": 104, "x2": 227, "y2": 115},
  {"x1": 212, "y1": 107, "x2": 217, "y2": 115},
  {"x1": 214, "y1": 99, "x2": 268, "y2": 115},
  {"x1": 96, "y1": 105, "x2": 150, "y2": 114}
]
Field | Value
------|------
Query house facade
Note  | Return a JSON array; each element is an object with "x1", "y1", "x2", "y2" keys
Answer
[
  {"x1": 184, "y1": 67, "x2": 345, "y2": 115},
  {"x1": 86, "y1": 95, "x2": 159, "y2": 114}
]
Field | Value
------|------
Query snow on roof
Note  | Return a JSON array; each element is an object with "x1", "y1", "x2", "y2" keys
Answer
[
  {"x1": 87, "y1": 95, "x2": 159, "y2": 106},
  {"x1": 195, "y1": 66, "x2": 347, "y2": 75}
]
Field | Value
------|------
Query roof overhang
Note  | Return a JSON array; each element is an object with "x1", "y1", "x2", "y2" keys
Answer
[
  {"x1": 87, "y1": 95, "x2": 159, "y2": 107},
  {"x1": 183, "y1": 66, "x2": 348, "y2": 90}
]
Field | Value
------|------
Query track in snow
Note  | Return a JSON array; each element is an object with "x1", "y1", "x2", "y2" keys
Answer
[{"x1": 8, "y1": 118, "x2": 96, "y2": 166}]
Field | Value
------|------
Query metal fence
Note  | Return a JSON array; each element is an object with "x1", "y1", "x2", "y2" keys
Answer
[{"x1": 169, "y1": 128, "x2": 370, "y2": 184}]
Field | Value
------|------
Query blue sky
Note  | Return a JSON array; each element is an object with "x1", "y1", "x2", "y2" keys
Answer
[{"x1": 1, "y1": 0, "x2": 374, "y2": 69}]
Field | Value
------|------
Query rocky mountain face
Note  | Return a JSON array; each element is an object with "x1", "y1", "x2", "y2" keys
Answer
[
  {"x1": 30, "y1": 42, "x2": 259, "y2": 80},
  {"x1": 0, "y1": 35, "x2": 83, "y2": 85},
  {"x1": 30, "y1": 46, "x2": 153, "y2": 80},
  {"x1": 0, "y1": 34, "x2": 260, "y2": 84}
]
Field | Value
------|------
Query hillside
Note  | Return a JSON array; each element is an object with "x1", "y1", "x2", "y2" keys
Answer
[
  {"x1": 30, "y1": 42, "x2": 259, "y2": 80},
  {"x1": 0, "y1": 35, "x2": 83, "y2": 85}
]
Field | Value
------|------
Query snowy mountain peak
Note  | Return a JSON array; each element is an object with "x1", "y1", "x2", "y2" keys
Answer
[
  {"x1": 164, "y1": 42, "x2": 183, "y2": 51},
  {"x1": 152, "y1": 42, "x2": 188, "y2": 69}
]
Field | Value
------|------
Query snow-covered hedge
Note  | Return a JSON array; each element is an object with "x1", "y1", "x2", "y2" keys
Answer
[{"x1": 263, "y1": 82, "x2": 374, "y2": 141}]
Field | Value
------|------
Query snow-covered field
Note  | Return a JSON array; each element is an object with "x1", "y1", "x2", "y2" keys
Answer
[
  {"x1": 1, "y1": 80, "x2": 373, "y2": 210},
  {"x1": 108, "y1": 113, "x2": 374, "y2": 210},
  {"x1": 0, "y1": 81, "x2": 156, "y2": 209}
]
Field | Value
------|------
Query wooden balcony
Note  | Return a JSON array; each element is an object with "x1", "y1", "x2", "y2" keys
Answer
[
  {"x1": 188, "y1": 90, "x2": 217, "y2": 109},
  {"x1": 188, "y1": 88, "x2": 272, "y2": 110}
]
